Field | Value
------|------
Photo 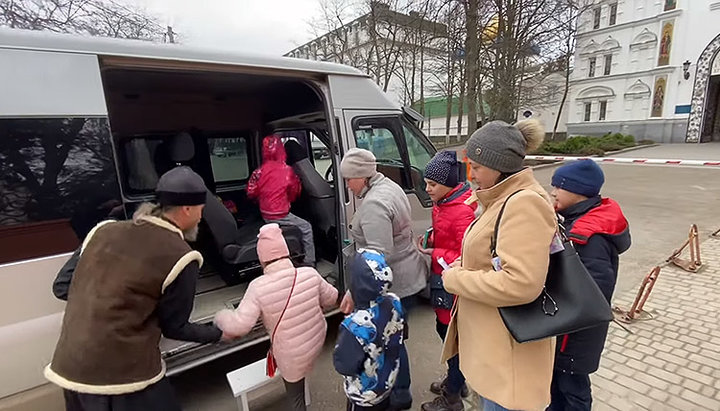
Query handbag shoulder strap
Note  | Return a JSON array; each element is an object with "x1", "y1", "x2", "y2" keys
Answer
[
  {"x1": 490, "y1": 190, "x2": 525, "y2": 257},
  {"x1": 270, "y1": 269, "x2": 298, "y2": 344}
]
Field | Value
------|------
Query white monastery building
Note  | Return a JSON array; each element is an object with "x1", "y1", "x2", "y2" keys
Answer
[{"x1": 567, "y1": 0, "x2": 720, "y2": 143}]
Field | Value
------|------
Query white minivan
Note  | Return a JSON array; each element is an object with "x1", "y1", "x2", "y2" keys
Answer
[{"x1": 0, "y1": 28, "x2": 436, "y2": 409}]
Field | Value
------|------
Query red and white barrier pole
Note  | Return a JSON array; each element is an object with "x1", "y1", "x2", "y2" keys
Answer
[{"x1": 524, "y1": 155, "x2": 720, "y2": 167}]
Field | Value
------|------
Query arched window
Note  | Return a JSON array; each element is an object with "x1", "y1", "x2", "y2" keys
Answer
[
  {"x1": 576, "y1": 86, "x2": 616, "y2": 122},
  {"x1": 624, "y1": 80, "x2": 652, "y2": 119}
]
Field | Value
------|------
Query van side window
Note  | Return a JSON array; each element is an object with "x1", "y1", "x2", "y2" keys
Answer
[
  {"x1": 124, "y1": 138, "x2": 161, "y2": 191},
  {"x1": 0, "y1": 118, "x2": 123, "y2": 264},
  {"x1": 208, "y1": 137, "x2": 249, "y2": 183},
  {"x1": 352, "y1": 117, "x2": 407, "y2": 188},
  {"x1": 402, "y1": 123, "x2": 433, "y2": 173},
  {"x1": 354, "y1": 126, "x2": 402, "y2": 163},
  {"x1": 275, "y1": 130, "x2": 332, "y2": 179}
]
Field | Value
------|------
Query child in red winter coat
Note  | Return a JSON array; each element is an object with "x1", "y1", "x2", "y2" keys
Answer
[
  {"x1": 418, "y1": 150, "x2": 476, "y2": 411},
  {"x1": 247, "y1": 135, "x2": 315, "y2": 266}
]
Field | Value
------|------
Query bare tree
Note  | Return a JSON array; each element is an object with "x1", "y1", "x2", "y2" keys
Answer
[
  {"x1": 0, "y1": 0, "x2": 168, "y2": 41},
  {"x1": 549, "y1": 0, "x2": 590, "y2": 140},
  {"x1": 307, "y1": 0, "x2": 366, "y2": 66},
  {"x1": 463, "y1": 0, "x2": 480, "y2": 135},
  {"x1": 455, "y1": 0, "x2": 581, "y2": 125},
  {"x1": 306, "y1": 0, "x2": 449, "y2": 104},
  {"x1": 425, "y1": 1, "x2": 465, "y2": 143}
]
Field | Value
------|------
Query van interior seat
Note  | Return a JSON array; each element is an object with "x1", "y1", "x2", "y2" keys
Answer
[
  {"x1": 162, "y1": 132, "x2": 304, "y2": 284},
  {"x1": 283, "y1": 139, "x2": 336, "y2": 237}
]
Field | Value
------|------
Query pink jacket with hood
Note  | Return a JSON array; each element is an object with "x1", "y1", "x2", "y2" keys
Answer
[{"x1": 214, "y1": 224, "x2": 338, "y2": 382}]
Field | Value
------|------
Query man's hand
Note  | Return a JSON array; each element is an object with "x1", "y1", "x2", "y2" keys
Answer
[
  {"x1": 450, "y1": 257, "x2": 461, "y2": 268},
  {"x1": 340, "y1": 290, "x2": 354, "y2": 314}
]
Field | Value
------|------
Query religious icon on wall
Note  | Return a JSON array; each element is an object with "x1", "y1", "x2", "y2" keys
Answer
[
  {"x1": 652, "y1": 77, "x2": 667, "y2": 118},
  {"x1": 664, "y1": 0, "x2": 677, "y2": 11},
  {"x1": 658, "y1": 22, "x2": 673, "y2": 66}
]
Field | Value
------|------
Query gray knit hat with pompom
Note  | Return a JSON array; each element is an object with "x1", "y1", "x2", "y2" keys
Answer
[{"x1": 464, "y1": 119, "x2": 544, "y2": 173}]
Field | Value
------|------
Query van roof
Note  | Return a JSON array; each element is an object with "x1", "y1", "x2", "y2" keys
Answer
[{"x1": 0, "y1": 28, "x2": 368, "y2": 77}]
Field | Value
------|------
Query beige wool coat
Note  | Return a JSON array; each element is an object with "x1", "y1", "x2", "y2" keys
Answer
[{"x1": 441, "y1": 168, "x2": 557, "y2": 411}]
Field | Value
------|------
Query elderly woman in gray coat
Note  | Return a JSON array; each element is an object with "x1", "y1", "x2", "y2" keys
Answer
[{"x1": 339, "y1": 147, "x2": 428, "y2": 410}]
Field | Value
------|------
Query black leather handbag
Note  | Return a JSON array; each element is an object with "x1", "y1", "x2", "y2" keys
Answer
[
  {"x1": 493, "y1": 191, "x2": 614, "y2": 343},
  {"x1": 429, "y1": 274, "x2": 454, "y2": 310}
]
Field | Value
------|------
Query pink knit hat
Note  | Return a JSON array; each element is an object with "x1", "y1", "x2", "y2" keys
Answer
[{"x1": 257, "y1": 223, "x2": 289, "y2": 263}]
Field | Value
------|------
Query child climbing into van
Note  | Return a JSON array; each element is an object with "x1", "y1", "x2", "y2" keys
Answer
[
  {"x1": 215, "y1": 223, "x2": 338, "y2": 411},
  {"x1": 333, "y1": 249, "x2": 405, "y2": 411},
  {"x1": 247, "y1": 135, "x2": 315, "y2": 266}
]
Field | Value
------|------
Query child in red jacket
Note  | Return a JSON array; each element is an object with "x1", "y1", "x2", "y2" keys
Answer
[
  {"x1": 418, "y1": 150, "x2": 476, "y2": 411},
  {"x1": 247, "y1": 135, "x2": 314, "y2": 266}
]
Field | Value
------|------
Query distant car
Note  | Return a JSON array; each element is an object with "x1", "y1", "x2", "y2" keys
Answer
[
  {"x1": 212, "y1": 147, "x2": 227, "y2": 157},
  {"x1": 311, "y1": 137, "x2": 330, "y2": 159}
]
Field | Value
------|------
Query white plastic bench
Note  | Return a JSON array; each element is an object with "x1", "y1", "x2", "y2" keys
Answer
[{"x1": 226, "y1": 358, "x2": 311, "y2": 410}]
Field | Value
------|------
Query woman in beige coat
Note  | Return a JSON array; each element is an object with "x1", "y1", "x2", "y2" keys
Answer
[{"x1": 441, "y1": 119, "x2": 556, "y2": 411}]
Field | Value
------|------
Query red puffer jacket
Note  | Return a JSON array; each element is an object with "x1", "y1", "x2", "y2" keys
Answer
[
  {"x1": 430, "y1": 182, "x2": 477, "y2": 325},
  {"x1": 247, "y1": 136, "x2": 302, "y2": 220}
]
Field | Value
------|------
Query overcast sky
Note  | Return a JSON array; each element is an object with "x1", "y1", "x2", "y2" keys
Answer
[{"x1": 123, "y1": 0, "x2": 322, "y2": 56}]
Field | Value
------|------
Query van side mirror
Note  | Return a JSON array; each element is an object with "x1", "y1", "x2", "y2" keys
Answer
[{"x1": 402, "y1": 106, "x2": 424, "y2": 125}]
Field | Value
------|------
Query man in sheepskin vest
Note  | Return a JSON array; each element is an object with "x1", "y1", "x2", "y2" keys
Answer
[{"x1": 46, "y1": 166, "x2": 224, "y2": 411}]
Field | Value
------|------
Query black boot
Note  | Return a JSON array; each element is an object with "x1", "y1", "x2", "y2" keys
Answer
[
  {"x1": 430, "y1": 375, "x2": 447, "y2": 396},
  {"x1": 420, "y1": 391, "x2": 464, "y2": 411},
  {"x1": 430, "y1": 376, "x2": 469, "y2": 398}
]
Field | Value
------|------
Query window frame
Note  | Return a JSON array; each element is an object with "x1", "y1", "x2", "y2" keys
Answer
[
  {"x1": 0, "y1": 117, "x2": 123, "y2": 264},
  {"x1": 207, "y1": 135, "x2": 252, "y2": 186},
  {"x1": 593, "y1": 7, "x2": 602, "y2": 29},
  {"x1": 589, "y1": 57, "x2": 597, "y2": 78},
  {"x1": 584, "y1": 102, "x2": 592, "y2": 122},
  {"x1": 351, "y1": 116, "x2": 411, "y2": 188},
  {"x1": 609, "y1": 3, "x2": 618, "y2": 26},
  {"x1": 604, "y1": 54, "x2": 613, "y2": 76},
  {"x1": 599, "y1": 100, "x2": 608, "y2": 121},
  {"x1": 350, "y1": 115, "x2": 435, "y2": 207}
]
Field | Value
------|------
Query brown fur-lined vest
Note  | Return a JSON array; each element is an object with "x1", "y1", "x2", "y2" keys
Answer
[{"x1": 45, "y1": 216, "x2": 202, "y2": 394}]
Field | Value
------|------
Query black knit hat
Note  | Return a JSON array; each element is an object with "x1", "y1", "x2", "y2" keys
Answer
[
  {"x1": 156, "y1": 166, "x2": 207, "y2": 206},
  {"x1": 424, "y1": 150, "x2": 460, "y2": 187}
]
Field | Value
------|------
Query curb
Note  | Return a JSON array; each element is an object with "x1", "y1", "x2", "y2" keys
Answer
[{"x1": 528, "y1": 143, "x2": 661, "y2": 170}]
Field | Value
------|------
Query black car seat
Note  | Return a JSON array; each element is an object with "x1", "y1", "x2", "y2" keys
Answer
[
  {"x1": 163, "y1": 132, "x2": 304, "y2": 284},
  {"x1": 284, "y1": 140, "x2": 336, "y2": 237}
]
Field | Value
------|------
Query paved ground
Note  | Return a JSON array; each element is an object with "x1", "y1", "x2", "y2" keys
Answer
[
  {"x1": 175, "y1": 144, "x2": 720, "y2": 410},
  {"x1": 592, "y1": 236, "x2": 720, "y2": 411}
]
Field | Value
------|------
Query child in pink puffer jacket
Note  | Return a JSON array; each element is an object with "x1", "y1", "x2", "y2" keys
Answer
[{"x1": 214, "y1": 223, "x2": 338, "y2": 411}]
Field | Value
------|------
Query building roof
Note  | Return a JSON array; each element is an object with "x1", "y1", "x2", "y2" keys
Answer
[
  {"x1": 285, "y1": 2, "x2": 447, "y2": 56},
  {"x1": 0, "y1": 28, "x2": 366, "y2": 77}
]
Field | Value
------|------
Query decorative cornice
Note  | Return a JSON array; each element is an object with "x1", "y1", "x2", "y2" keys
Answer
[{"x1": 578, "y1": 9, "x2": 682, "y2": 38}]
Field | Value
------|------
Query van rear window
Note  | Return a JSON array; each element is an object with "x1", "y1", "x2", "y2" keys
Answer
[
  {"x1": 208, "y1": 137, "x2": 249, "y2": 183},
  {"x1": 0, "y1": 118, "x2": 122, "y2": 264}
]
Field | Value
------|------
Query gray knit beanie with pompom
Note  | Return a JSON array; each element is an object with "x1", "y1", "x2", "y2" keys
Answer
[{"x1": 464, "y1": 119, "x2": 544, "y2": 173}]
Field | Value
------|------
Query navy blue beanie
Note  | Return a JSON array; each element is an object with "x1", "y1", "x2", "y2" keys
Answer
[
  {"x1": 551, "y1": 160, "x2": 605, "y2": 198},
  {"x1": 424, "y1": 150, "x2": 460, "y2": 188}
]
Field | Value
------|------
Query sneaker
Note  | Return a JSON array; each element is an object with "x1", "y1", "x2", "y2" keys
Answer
[
  {"x1": 420, "y1": 393, "x2": 464, "y2": 411},
  {"x1": 430, "y1": 377, "x2": 469, "y2": 398}
]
